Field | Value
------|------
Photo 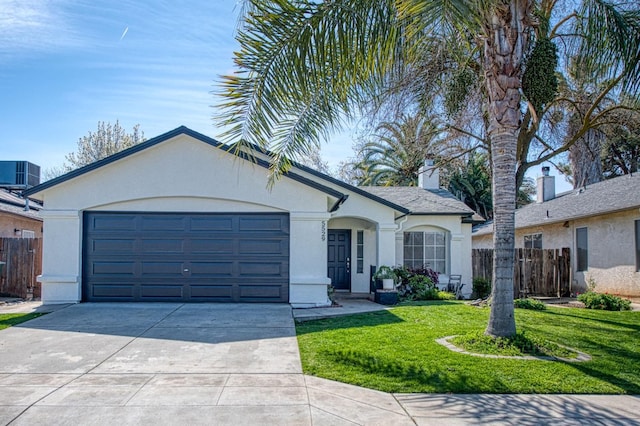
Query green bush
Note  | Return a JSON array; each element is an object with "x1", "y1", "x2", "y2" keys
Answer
[
  {"x1": 472, "y1": 277, "x2": 491, "y2": 299},
  {"x1": 578, "y1": 292, "x2": 631, "y2": 311},
  {"x1": 514, "y1": 298, "x2": 547, "y2": 310}
]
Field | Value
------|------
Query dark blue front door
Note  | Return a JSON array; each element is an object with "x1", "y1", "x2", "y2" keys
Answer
[{"x1": 328, "y1": 230, "x2": 351, "y2": 290}]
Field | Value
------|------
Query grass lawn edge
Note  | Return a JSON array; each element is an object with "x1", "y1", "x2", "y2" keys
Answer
[{"x1": 436, "y1": 335, "x2": 592, "y2": 362}]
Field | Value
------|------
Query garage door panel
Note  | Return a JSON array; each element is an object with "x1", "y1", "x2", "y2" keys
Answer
[
  {"x1": 141, "y1": 216, "x2": 187, "y2": 231},
  {"x1": 239, "y1": 285, "x2": 284, "y2": 299},
  {"x1": 189, "y1": 261, "x2": 234, "y2": 276},
  {"x1": 83, "y1": 212, "x2": 289, "y2": 302},
  {"x1": 190, "y1": 216, "x2": 234, "y2": 231},
  {"x1": 239, "y1": 216, "x2": 289, "y2": 232},
  {"x1": 140, "y1": 239, "x2": 184, "y2": 253},
  {"x1": 141, "y1": 284, "x2": 183, "y2": 298},
  {"x1": 190, "y1": 239, "x2": 234, "y2": 254},
  {"x1": 141, "y1": 261, "x2": 184, "y2": 276},
  {"x1": 189, "y1": 285, "x2": 233, "y2": 299},
  {"x1": 92, "y1": 284, "x2": 135, "y2": 298},
  {"x1": 92, "y1": 261, "x2": 136, "y2": 276},
  {"x1": 90, "y1": 215, "x2": 137, "y2": 231},
  {"x1": 238, "y1": 261, "x2": 287, "y2": 277},
  {"x1": 91, "y1": 239, "x2": 136, "y2": 254},
  {"x1": 238, "y1": 239, "x2": 287, "y2": 255}
]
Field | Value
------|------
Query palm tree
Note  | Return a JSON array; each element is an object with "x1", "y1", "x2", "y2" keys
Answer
[
  {"x1": 216, "y1": 1, "x2": 640, "y2": 337},
  {"x1": 445, "y1": 153, "x2": 494, "y2": 220},
  {"x1": 354, "y1": 114, "x2": 441, "y2": 186}
]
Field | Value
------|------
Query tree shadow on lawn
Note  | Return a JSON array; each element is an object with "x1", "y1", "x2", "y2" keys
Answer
[
  {"x1": 296, "y1": 301, "x2": 462, "y2": 335},
  {"x1": 323, "y1": 347, "x2": 504, "y2": 393},
  {"x1": 522, "y1": 309, "x2": 640, "y2": 394},
  {"x1": 296, "y1": 309, "x2": 406, "y2": 335},
  {"x1": 555, "y1": 333, "x2": 640, "y2": 394},
  {"x1": 542, "y1": 307, "x2": 640, "y2": 332}
]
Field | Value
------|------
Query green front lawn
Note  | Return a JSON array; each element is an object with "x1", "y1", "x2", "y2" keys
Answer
[
  {"x1": 0, "y1": 313, "x2": 44, "y2": 330},
  {"x1": 295, "y1": 301, "x2": 640, "y2": 394}
]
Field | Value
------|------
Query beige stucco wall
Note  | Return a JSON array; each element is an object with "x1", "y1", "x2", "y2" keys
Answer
[
  {"x1": 0, "y1": 212, "x2": 43, "y2": 238},
  {"x1": 472, "y1": 209, "x2": 640, "y2": 296}
]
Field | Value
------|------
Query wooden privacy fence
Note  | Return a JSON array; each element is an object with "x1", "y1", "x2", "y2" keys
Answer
[
  {"x1": 0, "y1": 238, "x2": 42, "y2": 299},
  {"x1": 472, "y1": 248, "x2": 571, "y2": 298}
]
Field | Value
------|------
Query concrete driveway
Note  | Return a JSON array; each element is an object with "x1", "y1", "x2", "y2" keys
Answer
[
  {"x1": 0, "y1": 303, "x2": 414, "y2": 425},
  {"x1": 2, "y1": 303, "x2": 640, "y2": 425}
]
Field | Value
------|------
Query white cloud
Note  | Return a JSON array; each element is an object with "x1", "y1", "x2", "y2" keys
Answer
[{"x1": 0, "y1": 0, "x2": 81, "y2": 59}]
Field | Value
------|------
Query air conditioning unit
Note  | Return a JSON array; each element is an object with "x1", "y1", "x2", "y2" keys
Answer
[{"x1": 0, "y1": 161, "x2": 41, "y2": 189}]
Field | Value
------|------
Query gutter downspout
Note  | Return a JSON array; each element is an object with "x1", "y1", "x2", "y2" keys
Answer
[{"x1": 395, "y1": 213, "x2": 410, "y2": 232}]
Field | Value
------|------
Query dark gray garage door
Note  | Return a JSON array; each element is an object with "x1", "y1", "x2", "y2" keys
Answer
[{"x1": 82, "y1": 212, "x2": 289, "y2": 302}]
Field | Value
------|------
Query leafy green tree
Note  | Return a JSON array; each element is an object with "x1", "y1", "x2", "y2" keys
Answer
[{"x1": 217, "y1": 0, "x2": 640, "y2": 337}]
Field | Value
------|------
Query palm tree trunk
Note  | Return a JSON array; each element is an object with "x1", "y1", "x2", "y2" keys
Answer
[
  {"x1": 481, "y1": 0, "x2": 532, "y2": 337},
  {"x1": 486, "y1": 130, "x2": 517, "y2": 337}
]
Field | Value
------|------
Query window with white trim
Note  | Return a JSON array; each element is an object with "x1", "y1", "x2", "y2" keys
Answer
[
  {"x1": 524, "y1": 233, "x2": 542, "y2": 249},
  {"x1": 403, "y1": 231, "x2": 447, "y2": 273},
  {"x1": 356, "y1": 230, "x2": 364, "y2": 274}
]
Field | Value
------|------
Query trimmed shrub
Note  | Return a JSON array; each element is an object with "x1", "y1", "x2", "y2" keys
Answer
[
  {"x1": 514, "y1": 298, "x2": 547, "y2": 310},
  {"x1": 472, "y1": 277, "x2": 491, "y2": 299},
  {"x1": 578, "y1": 292, "x2": 631, "y2": 311}
]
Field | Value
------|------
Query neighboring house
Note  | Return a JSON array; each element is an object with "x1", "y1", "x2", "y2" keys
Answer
[
  {"x1": 473, "y1": 167, "x2": 640, "y2": 297},
  {"x1": 24, "y1": 126, "x2": 481, "y2": 306},
  {"x1": 0, "y1": 188, "x2": 42, "y2": 238}
]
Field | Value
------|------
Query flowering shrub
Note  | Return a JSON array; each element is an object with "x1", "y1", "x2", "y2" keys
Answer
[
  {"x1": 578, "y1": 292, "x2": 631, "y2": 311},
  {"x1": 394, "y1": 266, "x2": 446, "y2": 300}
]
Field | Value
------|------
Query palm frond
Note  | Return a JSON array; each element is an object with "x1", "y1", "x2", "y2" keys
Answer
[{"x1": 572, "y1": 0, "x2": 640, "y2": 94}]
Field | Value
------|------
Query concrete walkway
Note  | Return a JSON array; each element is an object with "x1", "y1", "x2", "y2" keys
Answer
[{"x1": 1, "y1": 302, "x2": 639, "y2": 425}]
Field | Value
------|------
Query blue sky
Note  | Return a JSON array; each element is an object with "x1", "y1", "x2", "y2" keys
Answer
[
  {"x1": 0, "y1": 0, "x2": 569, "y2": 191},
  {"x1": 0, "y1": 0, "x2": 352, "y2": 175}
]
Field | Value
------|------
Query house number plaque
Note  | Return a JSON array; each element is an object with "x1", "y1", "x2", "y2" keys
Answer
[{"x1": 321, "y1": 221, "x2": 326, "y2": 241}]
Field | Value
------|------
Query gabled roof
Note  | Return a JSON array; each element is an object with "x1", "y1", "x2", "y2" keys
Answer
[
  {"x1": 359, "y1": 186, "x2": 484, "y2": 222},
  {"x1": 23, "y1": 126, "x2": 348, "y2": 200},
  {"x1": 473, "y1": 173, "x2": 640, "y2": 236},
  {"x1": 22, "y1": 126, "x2": 410, "y2": 213},
  {"x1": 22, "y1": 126, "x2": 486, "y2": 219}
]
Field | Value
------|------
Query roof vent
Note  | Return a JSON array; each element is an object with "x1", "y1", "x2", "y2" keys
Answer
[{"x1": 0, "y1": 161, "x2": 40, "y2": 189}]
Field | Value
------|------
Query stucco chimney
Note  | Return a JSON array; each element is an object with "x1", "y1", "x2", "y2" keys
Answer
[
  {"x1": 418, "y1": 158, "x2": 439, "y2": 189},
  {"x1": 536, "y1": 166, "x2": 556, "y2": 203}
]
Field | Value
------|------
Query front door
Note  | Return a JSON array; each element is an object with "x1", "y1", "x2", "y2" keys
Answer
[{"x1": 328, "y1": 230, "x2": 351, "y2": 290}]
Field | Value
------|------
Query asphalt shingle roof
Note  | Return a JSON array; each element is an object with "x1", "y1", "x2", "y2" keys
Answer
[
  {"x1": 358, "y1": 186, "x2": 483, "y2": 220},
  {"x1": 473, "y1": 173, "x2": 640, "y2": 235},
  {"x1": 0, "y1": 189, "x2": 42, "y2": 221}
]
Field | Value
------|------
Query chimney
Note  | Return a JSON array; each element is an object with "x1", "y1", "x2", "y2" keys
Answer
[
  {"x1": 418, "y1": 158, "x2": 439, "y2": 189},
  {"x1": 537, "y1": 166, "x2": 556, "y2": 203}
]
